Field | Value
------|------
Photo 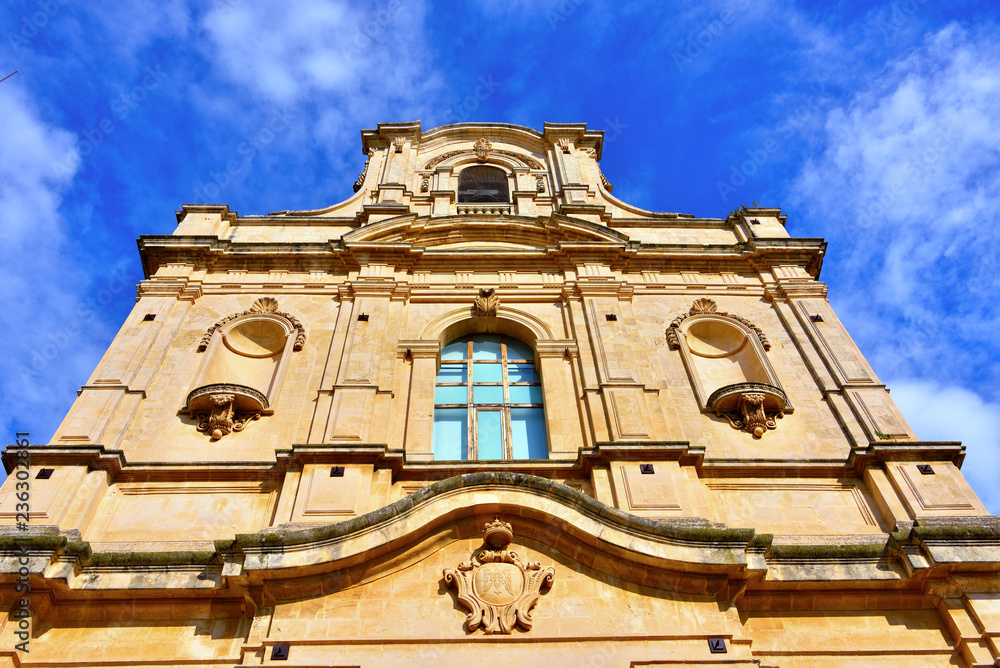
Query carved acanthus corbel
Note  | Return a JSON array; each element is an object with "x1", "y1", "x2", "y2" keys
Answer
[{"x1": 474, "y1": 288, "x2": 500, "y2": 316}]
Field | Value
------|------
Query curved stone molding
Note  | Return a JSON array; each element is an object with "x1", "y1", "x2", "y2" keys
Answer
[
  {"x1": 443, "y1": 518, "x2": 554, "y2": 634},
  {"x1": 666, "y1": 298, "x2": 770, "y2": 351},
  {"x1": 423, "y1": 148, "x2": 543, "y2": 170},
  {"x1": 198, "y1": 297, "x2": 306, "y2": 352}
]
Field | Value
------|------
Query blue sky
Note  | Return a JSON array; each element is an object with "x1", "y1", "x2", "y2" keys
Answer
[{"x1": 1, "y1": 0, "x2": 998, "y2": 513}]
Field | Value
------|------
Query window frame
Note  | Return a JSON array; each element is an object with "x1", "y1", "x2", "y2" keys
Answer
[{"x1": 433, "y1": 334, "x2": 545, "y2": 460}]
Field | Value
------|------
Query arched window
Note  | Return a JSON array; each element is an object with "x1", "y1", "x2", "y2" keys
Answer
[
  {"x1": 432, "y1": 334, "x2": 547, "y2": 460},
  {"x1": 457, "y1": 166, "x2": 509, "y2": 203}
]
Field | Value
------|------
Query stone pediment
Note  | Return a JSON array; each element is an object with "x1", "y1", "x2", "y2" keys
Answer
[{"x1": 340, "y1": 213, "x2": 630, "y2": 250}]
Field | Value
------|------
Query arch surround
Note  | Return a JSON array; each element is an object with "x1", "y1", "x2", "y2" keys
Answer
[{"x1": 403, "y1": 306, "x2": 581, "y2": 461}]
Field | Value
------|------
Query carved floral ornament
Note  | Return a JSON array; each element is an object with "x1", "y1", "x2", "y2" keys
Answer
[
  {"x1": 474, "y1": 137, "x2": 492, "y2": 162},
  {"x1": 197, "y1": 297, "x2": 305, "y2": 353},
  {"x1": 474, "y1": 288, "x2": 500, "y2": 316},
  {"x1": 443, "y1": 519, "x2": 554, "y2": 634},
  {"x1": 665, "y1": 298, "x2": 770, "y2": 351}
]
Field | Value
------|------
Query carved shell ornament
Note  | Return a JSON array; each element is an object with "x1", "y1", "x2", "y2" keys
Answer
[
  {"x1": 197, "y1": 298, "x2": 306, "y2": 352},
  {"x1": 665, "y1": 298, "x2": 770, "y2": 351},
  {"x1": 474, "y1": 288, "x2": 500, "y2": 317},
  {"x1": 443, "y1": 519, "x2": 554, "y2": 634}
]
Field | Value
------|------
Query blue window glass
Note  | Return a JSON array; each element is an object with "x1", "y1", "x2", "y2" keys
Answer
[
  {"x1": 432, "y1": 333, "x2": 547, "y2": 460},
  {"x1": 435, "y1": 385, "x2": 468, "y2": 405},
  {"x1": 433, "y1": 408, "x2": 468, "y2": 460},
  {"x1": 473, "y1": 362, "x2": 502, "y2": 383},
  {"x1": 441, "y1": 339, "x2": 468, "y2": 360},
  {"x1": 436, "y1": 365, "x2": 467, "y2": 383},
  {"x1": 507, "y1": 363, "x2": 539, "y2": 383},
  {"x1": 504, "y1": 338, "x2": 534, "y2": 360},
  {"x1": 471, "y1": 334, "x2": 501, "y2": 360},
  {"x1": 477, "y1": 410, "x2": 503, "y2": 459},
  {"x1": 473, "y1": 385, "x2": 504, "y2": 404},
  {"x1": 511, "y1": 408, "x2": 547, "y2": 459},
  {"x1": 509, "y1": 384, "x2": 543, "y2": 404}
]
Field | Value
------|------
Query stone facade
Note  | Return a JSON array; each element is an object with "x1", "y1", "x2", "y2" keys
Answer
[{"x1": 1, "y1": 121, "x2": 998, "y2": 667}]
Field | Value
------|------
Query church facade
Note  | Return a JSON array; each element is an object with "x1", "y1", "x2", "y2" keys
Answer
[{"x1": 1, "y1": 121, "x2": 998, "y2": 667}]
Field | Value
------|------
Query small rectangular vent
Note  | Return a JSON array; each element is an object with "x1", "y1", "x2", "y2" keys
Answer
[
  {"x1": 35, "y1": 468, "x2": 54, "y2": 480},
  {"x1": 357, "y1": 314, "x2": 369, "y2": 322},
  {"x1": 605, "y1": 314, "x2": 617, "y2": 322},
  {"x1": 639, "y1": 464, "x2": 654, "y2": 475},
  {"x1": 330, "y1": 466, "x2": 346, "y2": 477},
  {"x1": 917, "y1": 464, "x2": 935, "y2": 475},
  {"x1": 142, "y1": 313, "x2": 156, "y2": 322},
  {"x1": 270, "y1": 644, "x2": 290, "y2": 660},
  {"x1": 811, "y1": 314, "x2": 824, "y2": 322},
  {"x1": 708, "y1": 638, "x2": 727, "y2": 653}
]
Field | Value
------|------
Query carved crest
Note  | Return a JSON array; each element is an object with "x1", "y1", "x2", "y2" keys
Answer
[
  {"x1": 474, "y1": 288, "x2": 500, "y2": 317},
  {"x1": 198, "y1": 298, "x2": 306, "y2": 352},
  {"x1": 666, "y1": 299, "x2": 770, "y2": 351},
  {"x1": 474, "y1": 137, "x2": 492, "y2": 162},
  {"x1": 443, "y1": 519, "x2": 554, "y2": 634}
]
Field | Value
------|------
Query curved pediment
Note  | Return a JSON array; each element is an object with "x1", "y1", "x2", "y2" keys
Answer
[{"x1": 341, "y1": 213, "x2": 630, "y2": 250}]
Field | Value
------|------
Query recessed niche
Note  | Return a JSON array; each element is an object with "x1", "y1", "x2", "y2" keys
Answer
[{"x1": 224, "y1": 319, "x2": 287, "y2": 358}]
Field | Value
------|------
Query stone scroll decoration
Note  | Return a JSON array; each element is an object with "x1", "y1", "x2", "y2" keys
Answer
[
  {"x1": 443, "y1": 519, "x2": 554, "y2": 635},
  {"x1": 665, "y1": 298, "x2": 770, "y2": 351},
  {"x1": 353, "y1": 148, "x2": 376, "y2": 193},
  {"x1": 197, "y1": 297, "x2": 306, "y2": 353},
  {"x1": 474, "y1": 288, "x2": 500, "y2": 317},
  {"x1": 192, "y1": 389, "x2": 262, "y2": 440}
]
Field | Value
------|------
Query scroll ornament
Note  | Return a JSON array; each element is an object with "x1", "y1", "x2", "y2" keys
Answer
[
  {"x1": 443, "y1": 519, "x2": 554, "y2": 634},
  {"x1": 474, "y1": 288, "x2": 500, "y2": 317},
  {"x1": 353, "y1": 148, "x2": 376, "y2": 193},
  {"x1": 195, "y1": 393, "x2": 260, "y2": 441},
  {"x1": 717, "y1": 392, "x2": 781, "y2": 438}
]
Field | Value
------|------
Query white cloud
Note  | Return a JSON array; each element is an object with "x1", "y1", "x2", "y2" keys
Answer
[
  {"x1": 199, "y1": 0, "x2": 441, "y2": 109},
  {"x1": 890, "y1": 380, "x2": 1000, "y2": 515},
  {"x1": 791, "y1": 23, "x2": 1000, "y2": 388},
  {"x1": 0, "y1": 83, "x2": 120, "y2": 445}
]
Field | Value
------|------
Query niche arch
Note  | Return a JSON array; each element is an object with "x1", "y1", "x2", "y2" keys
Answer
[
  {"x1": 667, "y1": 299, "x2": 790, "y2": 438},
  {"x1": 187, "y1": 298, "x2": 305, "y2": 440}
]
